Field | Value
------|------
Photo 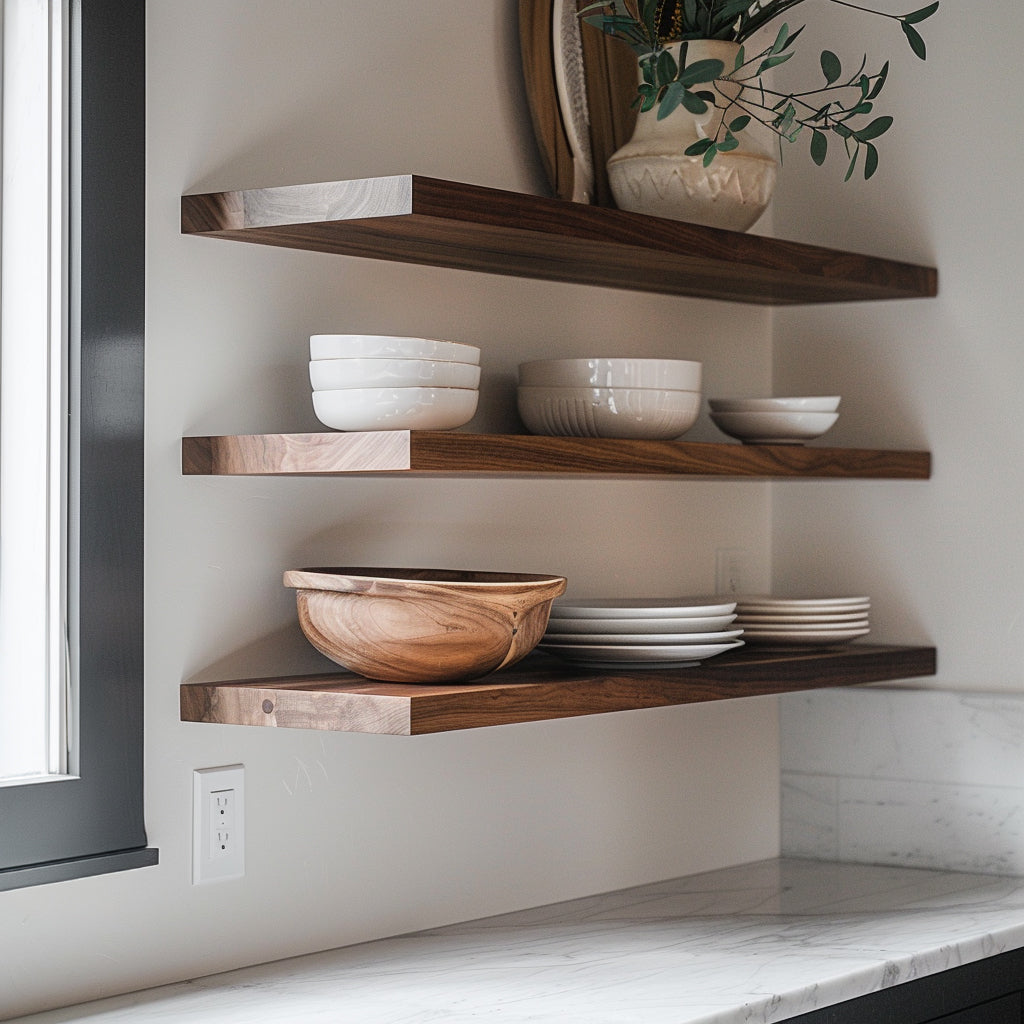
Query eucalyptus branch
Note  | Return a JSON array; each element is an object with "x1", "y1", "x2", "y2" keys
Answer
[{"x1": 578, "y1": 0, "x2": 936, "y2": 181}]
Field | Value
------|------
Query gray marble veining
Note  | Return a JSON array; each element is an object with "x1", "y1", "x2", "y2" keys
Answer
[
  {"x1": 781, "y1": 688, "x2": 1024, "y2": 875},
  {"x1": 10, "y1": 858, "x2": 1024, "y2": 1024}
]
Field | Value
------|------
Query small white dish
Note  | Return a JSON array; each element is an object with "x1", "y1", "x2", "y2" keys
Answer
[
  {"x1": 708, "y1": 396, "x2": 840, "y2": 414},
  {"x1": 552, "y1": 598, "x2": 736, "y2": 619},
  {"x1": 517, "y1": 385, "x2": 701, "y2": 440},
  {"x1": 542, "y1": 629, "x2": 745, "y2": 645},
  {"x1": 312, "y1": 385, "x2": 478, "y2": 432},
  {"x1": 710, "y1": 409, "x2": 839, "y2": 444},
  {"x1": 519, "y1": 357, "x2": 702, "y2": 391},
  {"x1": 546, "y1": 613, "x2": 738, "y2": 634},
  {"x1": 310, "y1": 334, "x2": 480, "y2": 364},
  {"x1": 309, "y1": 357, "x2": 481, "y2": 391}
]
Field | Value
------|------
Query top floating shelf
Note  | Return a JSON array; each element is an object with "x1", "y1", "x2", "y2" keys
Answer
[{"x1": 181, "y1": 175, "x2": 937, "y2": 306}]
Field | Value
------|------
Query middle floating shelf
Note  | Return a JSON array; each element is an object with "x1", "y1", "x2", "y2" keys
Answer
[{"x1": 181, "y1": 431, "x2": 931, "y2": 480}]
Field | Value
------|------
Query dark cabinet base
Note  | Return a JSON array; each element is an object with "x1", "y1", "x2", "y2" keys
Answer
[{"x1": 784, "y1": 948, "x2": 1024, "y2": 1024}]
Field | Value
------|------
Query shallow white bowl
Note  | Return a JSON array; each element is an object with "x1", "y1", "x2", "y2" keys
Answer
[
  {"x1": 310, "y1": 357, "x2": 481, "y2": 391},
  {"x1": 517, "y1": 385, "x2": 701, "y2": 439},
  {"x1": 708, "y1": 396, "x2": 841, "y2": 413},
  {"x1": 312, "y1": 386, "x2": 479, "y2": 432},
  {"x1": 519, "y1": 357, "x2": 701, "y2": 391},
  {"x1": 710, "y1": 409, "x2": 839, "y2": 444},
  {"x1": 311, "y1": 334, "x2": 480, "y2": 364}
]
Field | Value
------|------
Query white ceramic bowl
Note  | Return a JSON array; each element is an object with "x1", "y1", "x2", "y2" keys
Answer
[
  {"x1": 708, "y1": 396, "x2": 840, "y2": 413},
  {"x1": 709, "y1": 409, "x2": 839, "y2": 444},
  {"x1": 311, "y1": 334, "x2": 480, "y2": 364},
  {"x1": 517, "y1": 385, "x2": 701, "y2": 439},
  {"x1": 519, "y1": 357, "x2": 702, "y2": 391},
  {"x1": 312, "y1": 386, "x2": 479, "y2": 431},
  {"x1": 309, "y1": 357, "x2": 481, "y2": 391}
]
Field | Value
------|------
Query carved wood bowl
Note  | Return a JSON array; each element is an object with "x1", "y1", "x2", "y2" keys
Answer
[{"x1": 283, "y1": 567, "x2": 568, "y2": 683}]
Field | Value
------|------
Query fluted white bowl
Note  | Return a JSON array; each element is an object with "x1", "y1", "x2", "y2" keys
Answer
[
  {"x1": 708, "y1": 396, "x2": 840, "y2": 413},
  {"x1": 519, "y1": 357, "x2": 702, "y2": 391},
  {"x1": 311, "y1": 334, "x2": 480, "y2": 364},
  {"x1": 517, "y1": 385, "x2": 701, "y2": 439},
  {"x1": 710, "y1": 409, "x2": 839, "y2": 444},
  {"x1": 310, "y1": 357, "x2": 481, "y2": 391},
  {"x1": 313, "y1": 386, "x2": 479, "y2": 432}
]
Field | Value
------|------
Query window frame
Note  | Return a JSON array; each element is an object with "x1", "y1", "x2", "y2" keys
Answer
[{"x1": 0, "y1": 0, "x2": 155, "y2": 890}]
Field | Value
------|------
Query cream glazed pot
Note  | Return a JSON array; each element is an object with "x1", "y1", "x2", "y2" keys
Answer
[{"x1": 607, "y1": 39, "x2": 778, "y2": 232}]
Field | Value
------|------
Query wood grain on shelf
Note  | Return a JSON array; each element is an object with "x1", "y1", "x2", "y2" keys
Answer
[
  {"x1": 180, "y1": 644, "x2": 937, "y2": 736},
  {"x1": 182, "y1": 432, "x2": 931, "y2": 480},
  {"x1": 180, "y1": 176, "x2": 937, "y2": 305}
]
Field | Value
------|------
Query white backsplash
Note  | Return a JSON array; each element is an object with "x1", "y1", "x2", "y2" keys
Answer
[{"x1": 781, "y1": 688, "x2": 1024, "y2": 876}]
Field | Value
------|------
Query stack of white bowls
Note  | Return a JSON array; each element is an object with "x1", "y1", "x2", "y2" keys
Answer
[
  {"x1": 538, "y1": 596, "x2": 743, "y2": 668},
  {"x1": 708, "y1": 396, "x2": 840, "y2": 444},
  {"x1": 517, "y1": 358, "x2": 703, "y2": 440},
  {"x1": 734, "y1": 595, "x2": 870, "y2": 646},
  {"x1": 310, "y1": 334, "x2": 481, "y2": 431}
]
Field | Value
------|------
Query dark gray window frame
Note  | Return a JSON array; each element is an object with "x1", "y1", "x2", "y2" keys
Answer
[{"x1": 0, "y1": 0, "x2": 156, "y2": 890}]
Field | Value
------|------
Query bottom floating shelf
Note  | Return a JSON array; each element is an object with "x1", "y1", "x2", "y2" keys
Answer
[{"x1": 180, "y1": 643, "x2": 936, "y2": 736}]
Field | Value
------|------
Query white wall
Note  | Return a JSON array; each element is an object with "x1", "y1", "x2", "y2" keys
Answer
[
  {"x1": 772, "y1": 2, "x2": 1024, "y2": 690},
  {"x1": 0, "y1": 2, "x2": 778, "y2": 1017}
]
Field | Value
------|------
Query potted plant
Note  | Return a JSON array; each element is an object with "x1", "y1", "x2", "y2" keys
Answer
[{"x1": 576, "y1": 0, "x2": 937, "y2": 230}]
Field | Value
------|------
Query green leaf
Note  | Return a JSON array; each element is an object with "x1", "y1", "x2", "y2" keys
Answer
[
  {"x1": 810, "y1": 129, "x2": 828, "y2": 166},
  {"x1": 771, "y1": 23, "x2": 790, "y2": 55},
  {"x1": 679, "y1": 58, "x2": 725, "y2": 87},
  {"x1": 729, "y1": 114, "x2": 751, "y2": 133},
  {"x1": 757, "y1": 52, "x2": 793, "y2": 75},
  {"x1": 703, "y1": 143, "x2": 719, "y2": 168},
  {"x1": 833, "y1": 123, "x2": 854, "y2": 139},
  {"x1": 656, "y1": 81, "x2": 685, "y2": 119},
  {"x1": 733, "y1": 45, "x2": 746, "y2": 73},
  {"x1": 901, "y1": 21, "x2": 927, "y2": 59},
  {"x1": 681, "y1": 88, "x2": 710, "y2": 115},
  {"x1": 820, "y1": 49, "x2": 841, "y2": 85},
  {"x1": 854, "y1": 115, "x2": 893, "y2": 141},
  {"x1": 718, "y1": 130, "x2": 740, "y2": 151},
  {"x1": 867, "y1": 61, "x2": 889, "y2": 100},
  {"x1": 904, "y1": 1, "x2": 939, "y2": 25},
  {"x1": 684, "y1": 137, "x2": 715, "y2": 156},
  {"x1": 864, "y1": 141, "x2": 879, "y2": 179},
  {"x1": 844, "y1": 148, "x2": 859, "y2": 182},
  {"x1": 656, "y1": 48, "x2": 678, "y2": 86}
]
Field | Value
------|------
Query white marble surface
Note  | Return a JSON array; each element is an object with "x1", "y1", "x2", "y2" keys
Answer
[
  {"x1": 11, "y1": 857, "x2": 1024, "y2": 1024},
  {"x1": 782, "y1": 688, "x2": 1024, "y2": 875}
]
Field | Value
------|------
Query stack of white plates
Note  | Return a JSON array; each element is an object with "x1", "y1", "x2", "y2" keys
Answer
[
  {"x1": 735, "y1": 596, "x2": 870, "y2": 646},
  {"x1": 539, "y1": 597, "x2": 742, "y2": 668}
]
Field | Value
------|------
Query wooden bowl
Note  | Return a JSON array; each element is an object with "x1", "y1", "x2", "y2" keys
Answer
[{"x1": 283, "y1": 567, "x2": 568, "y2": 683}]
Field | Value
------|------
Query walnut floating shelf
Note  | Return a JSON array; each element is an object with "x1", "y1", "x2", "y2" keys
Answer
[
  {"x1": 180, "y1": 175, "x2": 937, "y2": 305},
  {"x1": 180, "y1": 645, "x2": 937, "y2": 736},
  {"x1": 181, "y1": 432, "x2": 930, "y2": 480}
]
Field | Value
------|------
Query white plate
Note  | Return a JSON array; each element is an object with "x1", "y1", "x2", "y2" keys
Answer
[
  {"x1": 551, "y1": 597, "x2": 737, "y2": 619},
  {"x1": 737, "y1": 618, "x2": 864, "y2": 626},
  {"x1": 736, "y1": 610, "x2": 869, "y2": 624},
  {"x1": 546, "y1": 612, "x2": 738, "y2": 634},
  {"x1": 737, "y1": 596, "x2": 870, "y2": 610},
  {"x1": 741, "y1": 627, "x2": 870, "y2": 644},
  {"x1": 543, "y1": 628, "x2": 745, "y2": 646},
  {"x1": 539, "y1": 639, "x2": 744, "y2": 665}
]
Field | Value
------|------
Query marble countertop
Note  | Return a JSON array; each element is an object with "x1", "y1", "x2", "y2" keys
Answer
[{"x1": 14, "y1": 858, "x2": 1024, "y2": 1024}]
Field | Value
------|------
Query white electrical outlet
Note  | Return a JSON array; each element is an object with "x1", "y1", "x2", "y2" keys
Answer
[
  {"x1": 193, "y1": 765, "x2": 245, "y2": 884},
  {"x1": 715, "y1": 547, "x2": 751, "y2": 597}
]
